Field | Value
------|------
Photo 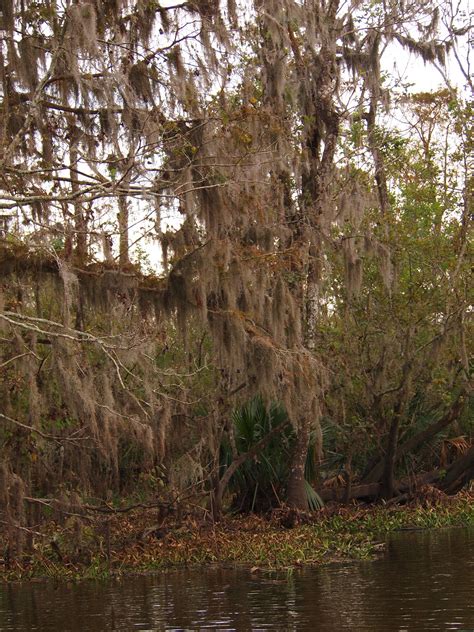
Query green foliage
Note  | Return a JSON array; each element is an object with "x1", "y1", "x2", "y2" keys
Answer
[
  {"x1": 317, "y1": 88, "x2": 472, "y2": 486},
  {"x1": 221, "y1": 397, "x2": 323, "y2": 513}
]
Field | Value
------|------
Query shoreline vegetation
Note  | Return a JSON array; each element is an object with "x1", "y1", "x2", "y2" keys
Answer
[{"x1": 1, "y1": 492, "x2": 472, "y2": 584}]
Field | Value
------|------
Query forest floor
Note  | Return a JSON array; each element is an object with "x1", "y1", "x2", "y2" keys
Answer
[{"x1": 1, "y1": 490, "x2": 473, "y2": 583}]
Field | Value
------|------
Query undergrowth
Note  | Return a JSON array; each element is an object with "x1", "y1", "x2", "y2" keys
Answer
[{"x1": 1, "y1": 493, "x2": 472, "y2": 583}]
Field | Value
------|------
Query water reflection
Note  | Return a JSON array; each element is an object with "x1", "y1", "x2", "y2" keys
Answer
[{"x1": 0, "y1": 528, "x2": 473, "y2": 631}]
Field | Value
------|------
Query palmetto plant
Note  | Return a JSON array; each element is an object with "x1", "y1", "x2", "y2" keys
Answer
[{"x1": 220, "y1": 397, "x2": 324, "y2": 513}]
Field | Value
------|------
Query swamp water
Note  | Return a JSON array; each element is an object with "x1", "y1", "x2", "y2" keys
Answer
[{"x1": 0, "y1": 527, "x2": 473, "y2": 631}]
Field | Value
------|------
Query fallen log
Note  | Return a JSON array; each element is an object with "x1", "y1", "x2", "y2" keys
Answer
[
  {"x1": 439, "y1": 445, "x2": 474, "y2": 494},
  {"x1": 319, "y1": 471, "x2": 440, "y2": 503},
  {"x1": 319, "y1": 483, "x2": 381, "y2": 503},
  {"x1": 320, "y1": 452, "x2": 474, "y2": 504},
  {"x1": 362, "y1": 397, "x2": 465, "y2": 485}
]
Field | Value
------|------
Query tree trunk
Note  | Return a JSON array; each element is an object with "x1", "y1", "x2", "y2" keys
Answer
[{"x1": 286, "y1": 424, "x2": 309, "y2": 510}]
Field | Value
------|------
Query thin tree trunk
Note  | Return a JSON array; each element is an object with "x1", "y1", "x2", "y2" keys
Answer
[
  {"x1": 69, "y1": 129, "x2": 87, "y2": 262},
  {"x1": 304, "y1": 251, "x2": 320, "y2": 350},
  {"x1": 365, "y1": 36, "x2": 390, "y2": 224},
  {"x1": 343, "y1": 453, "x2": 353, "y2": 505},
  {"x1": 118, "y1": 194, "x2": 130, "y2": 268},
  {"x1": 381, "y1": 414, "x2": 400, "y2": 499}
]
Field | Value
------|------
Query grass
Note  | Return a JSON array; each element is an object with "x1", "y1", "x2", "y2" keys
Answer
[{"x1": 1, "y1": 492, "x2": 473, "y2": 583}]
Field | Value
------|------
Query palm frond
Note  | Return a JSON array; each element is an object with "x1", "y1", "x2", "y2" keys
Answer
[
  {"x1": 221, "y1": 396, "x2": 324, "y2": 513},
  {"x1": 304, "y1": 479, "x2": 324, "y2": 511}
]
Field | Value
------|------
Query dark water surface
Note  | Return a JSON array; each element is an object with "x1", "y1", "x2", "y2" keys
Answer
[{"x1": 1, "y1": 527, "x2": 473, "y2": 631}]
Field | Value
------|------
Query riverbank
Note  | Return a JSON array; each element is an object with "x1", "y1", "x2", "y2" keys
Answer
[{"x1": 1, "y1": 491, "x2": 473, "y2": 583}]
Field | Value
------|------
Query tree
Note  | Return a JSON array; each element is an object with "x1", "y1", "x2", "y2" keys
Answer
[
  {"x1": 0, "y1": 0, "x2": 470, "y2": 528},
  {"x1": 317, "y1": 88, "x2": 472, "y2": 498}
]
